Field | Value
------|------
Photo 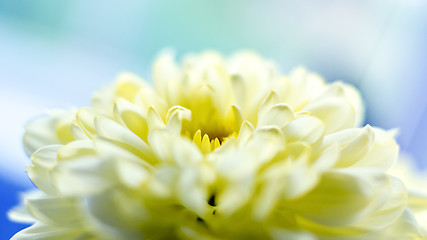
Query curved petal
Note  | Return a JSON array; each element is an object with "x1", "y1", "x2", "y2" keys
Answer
[
  {"x1": 23, "y1": 110, "x2": 75, "y2": 156},
  {"x1": 304, "y1": 98, "x2": 355, "y2": 134},
  {"x1": 284, "y1": 169, "x2": 393, "y2": 226},
  {"x1": 10, "y1": 223, "x2": 89, "y2": 240},
  {"x1": 27, "y1": 145, "x2": 63, "y2": 195}
]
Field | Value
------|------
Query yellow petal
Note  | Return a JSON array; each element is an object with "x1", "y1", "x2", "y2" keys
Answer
[
  {"x1": 94, "y1": 116, "x2": 155, "y2": 163},
  {"x1": 166, "y1": 106, "x2": 192, "y2": 135},
  {"x1": 75, "y1": 108, "x2": 97, "y2": 139},
  {"x1": 201, "y1": 134, "x2": 211, "y2": 154},
  {"x1": 114, "y1": 98, "x2": 149, "y2": 143},
  {"x1": 114, "y1": 72, "x2": 146, "y2": 102},
  {"x1": 147, "y1": 106, "x2": 166, "y2": 131}
]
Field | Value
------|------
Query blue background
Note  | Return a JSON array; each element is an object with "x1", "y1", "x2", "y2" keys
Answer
[{"x1": 1, "y1": 1, "x2": 427, "y2": 238}]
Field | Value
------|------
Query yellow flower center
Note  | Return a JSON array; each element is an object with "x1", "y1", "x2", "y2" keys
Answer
[
  {"x1": 164, "y1": 80, "x2": 242, "y2": 153},
  {"x1": 172, "y1": 99, "x2": 240, "y2": 154}
]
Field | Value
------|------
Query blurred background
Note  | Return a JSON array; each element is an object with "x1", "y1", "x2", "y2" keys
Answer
[{"x1": 1, "y1": 0, "x2": 426, "y2": 237}]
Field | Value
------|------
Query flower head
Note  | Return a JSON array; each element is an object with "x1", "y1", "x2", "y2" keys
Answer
[{"x1": 9, "y1": 51, "x2": 427, "y2": 239}]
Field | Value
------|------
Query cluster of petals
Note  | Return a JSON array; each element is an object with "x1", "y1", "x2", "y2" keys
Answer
[{"x1": 9, "y1": 51, "x2": 427, "y2": 239}]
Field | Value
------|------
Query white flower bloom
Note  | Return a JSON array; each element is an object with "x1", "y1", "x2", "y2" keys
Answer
[
  {"x1": 9, "y1": 51, "x2": 425, "y2": 239},
  {"x1": 388, "y1": 156, "x2": 427, "y2": 238}
]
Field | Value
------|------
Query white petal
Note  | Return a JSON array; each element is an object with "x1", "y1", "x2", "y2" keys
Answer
[
  {"x1": 246, "y1": 126, "x2": 286, "y2": 165},
  {"x1": 270, "y1": 229, "x2": 316, "y2": 240},
  {"x1": 148, "y1": 129, "x2": 202, "y2": 166},
  {"x1": 69, "y1": 122, "x2": 88, "y2": 140},
  {"x1": 153, "y1": 50, "x2": 180, "y2": 100},
  {"x1": 94, "y1": 137, "x2": 154, "y2": 167},
  {"x1": 23, "y1": 110, "x2": 75, "y2": 155},
  {"x1": 26, "y1": 196, "x2": 86, "y2": 228},
  {"x1": 285, "y1": 169, "x2": 391, "y2": 226},
  {"x1": 353, "y1": 127, "x2": 399, "y2": 170},
  {"x1": 94, "y1": 116, "x2": 155, "y2": 163},
  {"x1": 231, "y1": 74, "x2": 247, "y2": 108},
  {"x1": 353, "y1": 176, "x2": 407, "y2": 231},
  {"x1": 376, "y1": 208, "x2": 425, "y2": 239},
  {"x1": 114, "y1": 72, "x2": 147, "y2": 102},
  {"x1": 235, "y1": 121, "x2": 254, "y2": 147},
  {"x1": 116, "y1": 159, "x2": 149, "y2": 189},
  {"x1": 258, "y1": 90, "x2": 280, "y2": 123},
  {"x1": 304, "y1": 98, "x2": 355, "y2": 134},
  {"x1": 57, "y1": 139, "x2": 95, "y2": 161},
  {"x1": 176, "y1": 168, "x2": 209, "y2": 216},
  {"x1": 75, "y1": 108, "x2": 97, "y2": 139},
  {"x1": 166, "y1": 106, "x2": 192, "y2": 135},
  {"x1": 314, "y1": 81, "x2": 364, "y2": 127},
  {"x1": 321, "y1": 128, "x2": 362, "y2": 149},
  {"x1": 285, "y1": 67, "x2": 326, "y2": 110},
  {"x1": 230, "y1": 104, "x2": 244, "y2": 132},
  {"x1": 334, "y1": 125, "x2": 374, "y2": 168},
  {"x1": 10, "y1": 223, "x2": 87, "y2": 240},
  {"x1": 134, "y1": 86, "x2": 168, "y2": 117},
  {"x1": 282, "y1": 116, "x2": 324, "y2": 144},
  {"x1": 84, "y1": 189, "x2": 156, "y2": 239},
  {"x1": 91, "y1": 82, "x2": 115, "y2": 116},
  {"x1": 27, "y1": 145, "x2": 62, "y2": 195},
  {"x1": 52, "y1": 156, "x2": 115, "y2": 196},
  {"x1": 258, "y1": 103, "x2": 294, "y2": 128},
  {"x1": 342, "y1": 83, "x2": 365, "y2": 127},
  {"x1": 8, "y1": 190, "x2": 40, "y2": 224},
  {"x1": 312, "y1": 143, "x2": 339, "y2": 171},
  {"x1": 217, "y1": 173, "x2": 255, "y2": 216},
  {"x1": 113, "y1": 98, "x2": 149, "y2": 143},
  {"x1": 147, "y1": 106, "x2": 166, "y2": 131},
  {"x1": 253, "y1": 147, "x2": 318, "y2": 220}
]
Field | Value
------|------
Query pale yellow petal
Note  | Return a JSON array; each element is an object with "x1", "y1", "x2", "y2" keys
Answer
[
  {"x1": 23, "y1": 110, "x2": 75, "y2": 155},
  {"x1": 57, "y1": 139, "x2": 95, "y2": 161},
  {"x1": 75, "y1": 108, "x2": 97, "y2": 139},
  {"x1": 258, "y1": 90, "x2": 280, "y2": 123},
  {"x1": 334, "y1": 125, "x2": 374, "y2": 168},
  {"x1": 148, "y1": 129, "x2": 202, "y2": 166},
  {"x1": 304, "y1": 98, "x2": 355, "y2": 134},
  {"x1": 353, "y1": 127, "x2": 399, "y2": 170},
  {"x1": 10, "y1": 223, "x2": 88, "y2": 240},
  {"x1": 282, "y1": 116, "x2": 324, "y2": 144},
  {"x1": 52, "y1": 157, "x2": 115, "y2": 196},
  {"x1": 258, "y1": 103, "x2": 294, "y2": 128},
  {"x1": 114, "y1": 72, "x2": 147, "y2": 102},
  {"x1": 94, "y1": 116, "x2": 155, "y2": 162},
  {"x1": 27, "y1": 145, "x2": 62, "y2": 195},
  {"x1": 153, "y1": 50, "x2": 180, "y2": 100},
  {"x1": 284, "y1": 169, "x2": 390, "y2": 226},
  {"x1": 113, "y1": 98, "x2": 149, "y2": 142}
]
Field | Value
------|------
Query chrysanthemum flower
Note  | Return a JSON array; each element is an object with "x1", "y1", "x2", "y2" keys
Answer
[
  {"x1": 9, "y1": 51, "x2": 427, "y2": 239},
  {"x1": 388, "y1": 156, "x2": 427, "y2": 238}
]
